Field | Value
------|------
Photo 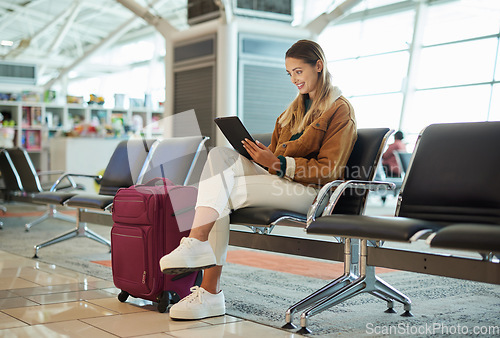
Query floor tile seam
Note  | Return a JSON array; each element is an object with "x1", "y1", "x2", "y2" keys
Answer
[
  {"x1": 10, "y1": 282, "x2": 98, "y2": 297},
  {"x1": 14, "y1": 295, "x2": 43, "y2": 307},
  {"x1": 6, "y1": 300, "x2": 120, "y2": 318},
  {"x1": 223, "y1": 314, "x2": 303, "y2": 336},
  {"x1": 17, "y1": 300, "x2": 122, "y2": 326},
  {"x1": 84, "y1": 299, "x2": 149, "y2": 315},
  {"x1": 73, "y1": 300, "x2": 122, "y2": 316},
  {"x1": 0, "y1": 309, "x2": 32, "y2": 327},
  {"x1": 24, "y1": 290, "x2": 117, "y2": 305},
  {"x1": 13, "y1": 275, "x2": 45, "y2": 290},
  {"x1": 76, "y1": 318, "x2": 122, "y2": 337}
]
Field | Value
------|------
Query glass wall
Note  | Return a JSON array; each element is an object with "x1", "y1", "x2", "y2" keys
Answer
[
  {"x1": 319, "y1": 9, "x2": 414, "y2": 131},
  {"x1": 319, "y1": 0, "x2": 500, "y2": 147}
]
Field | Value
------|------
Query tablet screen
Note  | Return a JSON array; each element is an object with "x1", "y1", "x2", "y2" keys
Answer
[{"x1": 214, "y1": 116, "x2": 255, "y2": 159}]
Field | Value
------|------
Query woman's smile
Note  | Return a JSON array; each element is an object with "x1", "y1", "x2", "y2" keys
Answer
[{"x1": 285, "y1": 57, "x2": 321, "y2": 99}]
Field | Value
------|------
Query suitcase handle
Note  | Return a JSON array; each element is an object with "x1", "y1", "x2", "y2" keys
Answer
[{"x1": 144, "y1": 177, "x2": 174, "y2": 187}]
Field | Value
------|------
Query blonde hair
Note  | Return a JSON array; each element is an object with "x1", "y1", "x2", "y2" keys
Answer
[{"x1": 279, "y1": 40, "x2": 336, "y2": 134}]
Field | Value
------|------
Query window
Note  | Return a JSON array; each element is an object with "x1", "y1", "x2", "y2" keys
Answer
[
  {"x1": 417, "y1": 38, "x2": 497, "y2": 89},
  {"x1": 489, "y1": 84, "x2": 500, "y2": 121},
  {"x1": 350, "y1": 93, "x2": 403, "y2": 130},
  {"x1": 319, "y1": 0, "x2": 500, "y2": 135},
  {"x1": 422, "y1": 0, "x2": 500, "y2": 46},
  {"x1": 403, "y1": 85, "x2": 492, "y2": 134},
  {"x1": 331, "y1": 52, "x2": 409, "y2": 96},
  {"x1": 319, "y1": 9, "x2": 413, "y2": 129}
]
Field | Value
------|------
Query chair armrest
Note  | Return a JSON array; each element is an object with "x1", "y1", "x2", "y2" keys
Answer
[
  {"x1": 49, "y1": 173, "x2": 103, "y2": 192},
  {"x1": 104, "y1": 203, "x2": 113, "y2": 213},
  {"x1": 306, "y1": 180, "x2": 343, "y2": 226},
  {"x1": 306, "y1": 180, "x2": 396, "y2": 226},
  {"x1": 37, "y1": 170, "x2": 65, "y2": 177}
]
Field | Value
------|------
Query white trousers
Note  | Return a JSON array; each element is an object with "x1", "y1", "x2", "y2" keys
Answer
[{"x1": 195, "y1": 147, "x2": 319, "y2": 265}]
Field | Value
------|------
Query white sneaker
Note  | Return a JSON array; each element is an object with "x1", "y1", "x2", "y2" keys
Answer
[
  {"x1": 160, "y1": 237, "x2": 216, "y2": 275},
  {"x1": 169, "y1": 286, "x2": 225, "y2": 320}
]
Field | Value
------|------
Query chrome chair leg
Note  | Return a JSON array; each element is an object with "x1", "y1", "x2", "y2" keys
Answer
[
  {"x1": 298, "y1": 275, "x2": 368, "y2": 334},
  {"x1": 372, "y1": 274, "x2": 412, "y2": 316},
  {"x1": 82, "y1": 226, "x2": 111, "y2": 248},
  {"x1": 369, "y1": 291, "x2": 397, "y2": 313},
  {"x1": 33, "y1": 209, "x2": 110, "y2": 258},
  {"x1": 297, "y1": 239, "x2": 412, "y2": 334},
  {"x1": 283, "y1": 238, "x2": 359, "y2": 329},
  {"x1": 25, "y1": 205, "x2": 75, "y2": 231},
  {"x1": 34, "y1": 227, "x2": 79, "y2": 258}
]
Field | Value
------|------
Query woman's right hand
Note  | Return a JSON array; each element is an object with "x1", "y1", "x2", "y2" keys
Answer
[{"x1": 242, "y1": 139, "x2": 280, "y2": 171}]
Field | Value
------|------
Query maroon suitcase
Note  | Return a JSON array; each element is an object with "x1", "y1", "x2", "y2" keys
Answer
[{"x1": 111, "y1": 177, "x2": 201, "y2": 312}]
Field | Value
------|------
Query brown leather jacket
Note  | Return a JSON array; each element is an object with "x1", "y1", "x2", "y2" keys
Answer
[{"x1": 268, "y1": 96, "x2": 357, "y2": 186}]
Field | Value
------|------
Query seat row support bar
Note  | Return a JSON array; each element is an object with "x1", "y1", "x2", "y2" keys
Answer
[
  {"x1": 229, "y1": 229, "x2": 344, "y2": 261},
  {"x1": 367, "y1": 246, "x2": 500, "y2": 284}
]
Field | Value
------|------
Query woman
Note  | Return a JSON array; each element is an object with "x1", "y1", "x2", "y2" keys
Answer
[{"x1": 159, "y1": 39, "x2": 357, "y2": 320}]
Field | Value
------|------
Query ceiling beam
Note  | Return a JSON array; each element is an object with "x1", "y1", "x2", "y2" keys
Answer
[
  {"x1": 1, "y1": 2, "x2": 77, "y2": 60},
  {"x1": 44, "y1": 14, "x2": 142, "y2": 89},
  {"x1": 0, "y1": 0, "x2": 123, "y2": 42},
  {"x1": 0, "y1": 0, "x2": 51, "y2": 43},
  {"x1": 304, "y1": 0, "x2": 363, "y2": 35},
  {"x1": 115, "y1": 0, "x2": 177, "y2": 38},
  {"x1": 38, "y1": 1, "x2": 83, "y2": 78}
]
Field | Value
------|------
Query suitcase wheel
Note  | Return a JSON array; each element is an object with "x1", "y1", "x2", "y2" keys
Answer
[
  {"x1": 157, "y1": 291, "x2": 181, "y2": 313},
  {"x1": 157, "y1": 292, "x2": 170, "y2": 313},
  {"x1": 118, "y1": 291, "x2": 129, "y2": 303}
]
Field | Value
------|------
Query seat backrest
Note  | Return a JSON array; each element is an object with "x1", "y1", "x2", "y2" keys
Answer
[
  {"x1": 138, "y1": 136, "x2": 208, "y2": 186},
  {"x1": 98, "y1": 138, "x2": 157, "y2": 196},
  {"x1": 250, "y1": 129, "x2": 391, "y2": 216},
  {"x1": 395, "y1": 151, "x2": 412, "y2": 174},
  {"x1": 4, "y1": 148, "x2": 43, "y2": 193},
  {"x1": 251, "y1": 133, "x2": 272, "y2": 147},
  {"x1": 397, "y1": 121, "x2": 500, "y2": 224},
  {"x1": 333, "y1": 127, "x2": 393, "y2": 215},
  {"x1": 0, "y1": 149, "x2": 24, "y2": 192}
]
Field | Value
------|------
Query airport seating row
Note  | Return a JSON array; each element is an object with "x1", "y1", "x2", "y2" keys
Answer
[{"x1": 1, "y1": 121, "x2": 498, "y2": 334}]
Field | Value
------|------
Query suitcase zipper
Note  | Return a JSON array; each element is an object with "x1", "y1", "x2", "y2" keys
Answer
[
  {"x1": 114, "y1": 233, "x2": 142, "y2": 239},
  {"x1": 114, "y1": 200, "x2": 144, "y2": 203}
]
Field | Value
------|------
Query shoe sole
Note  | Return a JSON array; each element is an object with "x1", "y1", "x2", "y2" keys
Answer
[{"x1": 161, "y1": 264, "x2": 216, "y2": 275}]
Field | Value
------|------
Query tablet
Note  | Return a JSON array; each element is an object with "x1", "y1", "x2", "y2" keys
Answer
[{"x1": 214, "y1": 116, "x2": 255, "y2": 159}]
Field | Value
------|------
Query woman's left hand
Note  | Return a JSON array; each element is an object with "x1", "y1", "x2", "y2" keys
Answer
[{"x1": 242, "y1": 139, "x2": 280, "y2": 171}]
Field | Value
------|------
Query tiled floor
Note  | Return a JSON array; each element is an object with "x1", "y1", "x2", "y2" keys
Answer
[{"x1": 0, "y1": 249, "x2": 304, "y2": 337}]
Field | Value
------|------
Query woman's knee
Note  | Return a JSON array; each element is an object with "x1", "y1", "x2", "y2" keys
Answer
[
  {"x1": 206, "y1": 147, "x2": 241, "y2": 167},
  {"x1": 208, "y1": 146, "x2": 238, "y2": 159}
]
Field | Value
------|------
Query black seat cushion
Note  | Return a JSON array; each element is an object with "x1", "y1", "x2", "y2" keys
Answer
[
  {"x1": 307, "y1": 215, "x2": 443, "y2": 242},
  {"x1": 430, "y1": 224, "x2": 500, "y2": 253},
  {"x1": 64, "y1": 194, "x2": 114, "y2": 210},
  {"x1": 32, "y1": 191, "x2": 78, "y2": 205},
  {"x1": 230, "y1": 207, "x2": 306, "y2": 226}
]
